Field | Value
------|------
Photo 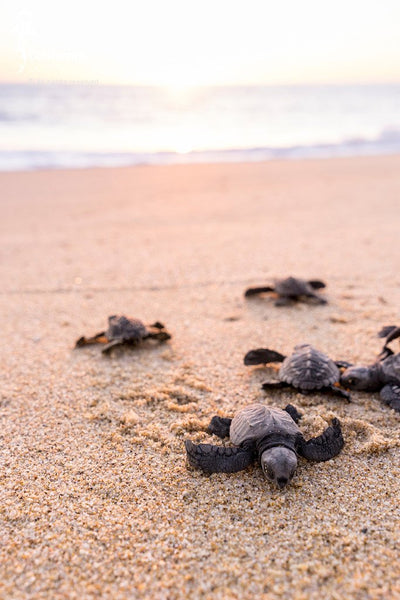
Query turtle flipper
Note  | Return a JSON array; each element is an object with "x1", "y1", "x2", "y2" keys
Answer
[
  {"x1": 75, "y1": 331, "x2": 107, "y2": 347},
  {"x1": 307, "y1": 280, "x2": 326, "y2": 290},
  {"x1": 262, "y1": 381, "x2": 291, "y2": 391},
  {"x1": 185, "y1": 440, "x2": 255, "y2": 473},
  {"x1": 380, "y1": 384, "x2": 400, "y2": 412},
  {"x1": 306, "y1": 292, "x2": 327, "y2": 305},
  {"x1": 101, "y1": 338, "x2": 126, "y2": 354},
  {"x1": 378, "y1": 325, "x2": 400, "y2": 341},
  {"x1": 274, "y1": 296, "x2": 294, "y2": 306},
  {"x1": 145, "y1": 322, "x2": 171, "y2": 342},
  {"x1": 244, "y1": 286, "x2": 274, "y2": 297},
  {"x1": 335, "y1": 360, "x2": 353, "y2": 369},
  {"x1": 244, "y1": 348, "x2": 286, "y2": 365},
  {"x1": 378, "y1": 326, "x2": 400, "y2": 360},
  {"x1": 297, "y1": 418, "x2": 344, "y2": 462},
  {"x1": 284, "y1": 404, "x2": 302, "y2": 423},
  {"x1": 207, "y1": 416, "x2": 232, "y2": 438},
  {"x1": 324, "y1": 385, "x2": 351, "y2": 402}
]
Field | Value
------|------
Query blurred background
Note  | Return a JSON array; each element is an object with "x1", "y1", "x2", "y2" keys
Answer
[{"x1": 1, "y1": 0, "x2": 400, "y2": 170}]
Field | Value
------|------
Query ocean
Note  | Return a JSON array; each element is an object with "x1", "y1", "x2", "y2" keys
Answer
[{"x1": 0, "y1": 82, "x2": 400, "y2": 171}]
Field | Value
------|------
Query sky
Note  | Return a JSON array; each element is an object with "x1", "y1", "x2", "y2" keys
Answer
[{"x1": 0, "y1": 0, "x2": 400, "y2": 86}]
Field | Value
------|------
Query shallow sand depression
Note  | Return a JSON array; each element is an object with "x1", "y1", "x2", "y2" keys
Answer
[{"x1": 1, "y1": 156, "x2": 400, "y2": 599}]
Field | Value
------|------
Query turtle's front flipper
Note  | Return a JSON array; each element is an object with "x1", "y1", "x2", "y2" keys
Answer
[
  {"x1": 378, "y1": 325, "x2": 400, "y2": 340},
  {"x1": 185, "y1": 440, "x2": 255, "y2": 473},
  {"x1": 244, "y1": 286, "x2": 274, "y2": 297},
  {"x1": 262, "y1": 381, "x2": 291, "y2": 392},
  {"x1": 325, "y1": 385, "x2": 351, "y2": 402},
  {"x1": 380, "y1": 384, "x2": 400, "y2": 413},
  {"x1": 244, "y1": 348, "x2": 286, "y2": 366},
  {"x1": 284, "y1": 404, "x2": 302, "y2": 423},
  {"x1": 149, "y1": 321, "x2": 166, "y2": 330},
  {"x1": 307, "y1": 280, "x2": 326, "y2": 290},
  {"x1": 75, "y1": 331, "x2": 107, "y2": 347},
  {"x1": 297, "y1": 418, "x2": 344, "y2": 462},
  {"x1": 207, "y1": 416, "x2": 232, "y2": 438}
]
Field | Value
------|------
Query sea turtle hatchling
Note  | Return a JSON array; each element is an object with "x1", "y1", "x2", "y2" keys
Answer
[
  {"x1": 185, "y1": 403, "x2": 344, "y2": 488},
  {"x1": 340, "y1": 331, "x2": 400, "y2": 413},
  {"x1": 75, "y1": 315, "x2": 171, "y2": 354},
  {"x1": 244, "y1": 344, "x2": 351, "y2": 400},
  {"x1": 244, "y1": 276, "x2": 327, "y2": 306}
]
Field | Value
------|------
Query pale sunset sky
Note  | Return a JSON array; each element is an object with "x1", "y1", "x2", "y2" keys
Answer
[{"x1": 0, "y1": 0, "x2": 399, "y2": 86}]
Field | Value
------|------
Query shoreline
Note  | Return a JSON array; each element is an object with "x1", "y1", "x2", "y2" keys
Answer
[{"x1": 1, "y1": 148, "x2": 400, "y2": 174}]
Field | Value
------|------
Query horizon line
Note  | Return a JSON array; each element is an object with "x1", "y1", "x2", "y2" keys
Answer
[{"x1": 1, "y1": 79, "x2": 400, "y2": 88}]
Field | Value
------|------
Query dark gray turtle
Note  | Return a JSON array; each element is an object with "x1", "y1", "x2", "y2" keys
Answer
[
  {"x1": 244, "y1": 344, "x2": 351, "y2": 400},
  {"x1": 340, "y1": 351, "x2": 400, "y2": 413},
  {"x1": 75, "y1": 315, "x2": 171, "y2": 354},
  {"x1": 245, "y1": 276, "x2": 327, "y2": 306},
  {"x1": 185, "y1": 403, "x2": 344, "y2": 488}
]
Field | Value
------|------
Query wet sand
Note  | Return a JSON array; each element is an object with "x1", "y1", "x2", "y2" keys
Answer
[{"x1": 1, "y1": 155, "x2": 400, "y2": 599}]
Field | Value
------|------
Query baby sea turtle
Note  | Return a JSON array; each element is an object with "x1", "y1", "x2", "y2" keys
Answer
[
  {"x1": 244, "y1": 344, "x2": 351, "y2": 400},
  {"x1": 244, "y1": 276, "x2": 327, "y2": 306},
  {"x1": 75, "y1": 315, "x2": 171, "y2": 354},
  {"x1": 185, "y1": 403, "x2": 344, "y2": 488},
  {"x1": 340, "y1": 345, "x2": 400, "y2": 413}
]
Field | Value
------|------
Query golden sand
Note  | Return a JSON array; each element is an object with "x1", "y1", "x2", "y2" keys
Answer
[{"x1": 1, "y1": 156, "x2": 400, "y2": 599}]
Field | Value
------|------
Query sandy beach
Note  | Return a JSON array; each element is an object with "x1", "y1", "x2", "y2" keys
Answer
[{"x1": 1, "y1": 155, "x2": 400, "y2": 599}]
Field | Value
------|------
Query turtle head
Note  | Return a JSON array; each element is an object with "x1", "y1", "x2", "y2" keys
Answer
[
  {"x1": 340, "y1": 366, "x2": 379, "y2": 391},
  {"x1": 261, "y1": 447, "x2": 297, "y2": 489}
]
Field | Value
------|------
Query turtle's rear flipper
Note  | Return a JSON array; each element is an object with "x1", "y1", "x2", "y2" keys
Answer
[
  {"x1": 274, "y1": 296, "x2": 294, "y2": 306},
  {"x1": 306, "y1": 292, "x2": 327, "y2": 305},
  {"x1": 380, "y1": 384, "x2": 400, "y2": 413},
  {"x1": 185, "y1": 440, "x2": 255, "y2": 473},
  {"x1": 297, "y1": 418, "x2": 344, "y2": 462},
  {"x1": 244, "y1": 286, "x2": 274, "y2": 297},
  {"x1": 101, "y1": 338, "x2": 125, "y2": 354},
  {"x1": 377, "y1": 325, "x2": 400, "y2": 360},
  {"x1": 324, "y1": 385, "x2": 351, "y2": 402},
  {"x1": 307, "y1": 280, "x2": 326, "y2": 290},
  {"x1": 146, "y1": 329, "x2": 171, "y2": 342},
  {"x1": 207, "y1": 416, "x2": 232, "y2": 438},
  {"x1": 378, "y1": 346, "x2": 394, "y2": 361},
  {"x1": 244, "y1": 348, "x2": 286, "y2": 366},
  {"x1": 75, "y1": 331, "x2": 107, "y2": 347},
  {"x1": 262, "y1": 381, "x2": 291, "y2": 392}
]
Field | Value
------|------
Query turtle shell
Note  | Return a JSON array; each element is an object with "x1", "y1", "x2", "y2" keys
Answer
[
  {"x1": 274, "y1": 277, "x2": 311, "y2": 297},
  {"x1": 380, "y1": 353, "x2": 400, "y2": 383},
  {"x1": 279, "y1": 344, "x2": 339, "y2": 390},
  {"x1": 230, "y1": 403, "x2": 300, "y2": 446},
  {"x1": 106, "y1": 316, "x2": 147, "y2": 342}
]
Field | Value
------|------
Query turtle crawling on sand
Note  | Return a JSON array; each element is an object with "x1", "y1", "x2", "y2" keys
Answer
[
  {"x1": 185, "y1": 403, "x2": 344, "y2": 488},
  {"x1": 75, "y1": 315, "x2": 171, "y2": 354},
  {"x1": 244, "y1": 344, "x2": 351, "y2": 401},
  {"x1": 340, "y1": 345, "x2": 400, "y2": 413},
  {"x1": 244, "y1": 276, "x2": 327, "y2": 306}
]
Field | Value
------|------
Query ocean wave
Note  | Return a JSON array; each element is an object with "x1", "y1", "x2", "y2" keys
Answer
[{"x1": 1, "y1": 129, "x2": 400, "y2": 171}]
